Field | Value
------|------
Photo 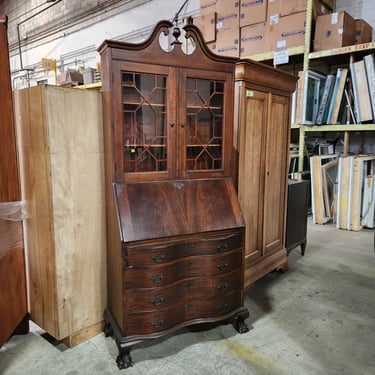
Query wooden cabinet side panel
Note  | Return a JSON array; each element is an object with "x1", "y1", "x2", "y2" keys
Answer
[
  {"x1": 15, "y1": 86, "x2": 107, "y2": 340},
  {"x1": 101, "y1": 50, "x2": 125, "y2": 325},
  {"x1": 263, "y1": 94, "x2": 290, "y2": 255},
  {"x1": 0, "y1": 18, "x2": 28, "y2": 345},
  {"x1": 14, "y1": 87, "x2": 58, "y2": 335},
  {"x1": 0, "y1": 221, "x2": 27, "y2": 344},
  {"x1": 0, "y1": 19, "x2": 19, "y2": 202},
  {"x1": 237, "y1": 88, "x2": 267, "y2": 268},
  {"x1": 45, "y1": 87, "x2": 107, "y2": 339}
]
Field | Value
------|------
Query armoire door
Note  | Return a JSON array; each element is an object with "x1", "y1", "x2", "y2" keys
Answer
[
  {"x1": 262, "y1": 93, "x2": 290, "y2": 256},
  {"x1": 0, "y1": 15, "x2": 28, "y2": 348},
  {"x1": 237, "y1": 89, "x2": 267, "y2": 266}
]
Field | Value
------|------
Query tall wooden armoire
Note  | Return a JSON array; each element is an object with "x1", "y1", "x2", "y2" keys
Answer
[
  {"x1": 99, "y1": 20, "x2": 249, "y2": 369},
  {"x1": 234, "y1": 61, "x2": 298, "y2": 291}
]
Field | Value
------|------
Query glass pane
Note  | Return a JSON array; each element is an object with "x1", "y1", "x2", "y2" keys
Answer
[
  {"x1": 122, "y1": 71, "x2": 167, "y2": 173},
  {"x1": 186, "y1": 78, "x2": 224, "y2": 171}
]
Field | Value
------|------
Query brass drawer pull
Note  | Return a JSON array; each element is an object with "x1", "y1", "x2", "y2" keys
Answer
[
  {"x1": 217, "y1": 303, "x2": 229, "y2": 312},
  {"x1": 151, "y1": 319, "x2": 164, "y2": 329},
  {"x1": 184, "y1": 243, "x2": 194, "y2": 251},
  {"x1": 151, "y1": 274, "x2": 164, "y2": 283},
  {"x1": 216, "y1": 241, "x2": 229, "y2": 252},
  {"x1": 152, "y1": 253, "x2": 165, "y2": 263},
  {"x1": 151, "y1": 295, "x2": 165, "y2": 306},
  {"x1": 184, "y1": 303, "x2": 193, "y2": 310},
  {"x1": 218, "y1": 282, "x2": 228, "y2": 291},
  {"x1": 217, "y1": 262, "x2": 229, "y2": 271}
]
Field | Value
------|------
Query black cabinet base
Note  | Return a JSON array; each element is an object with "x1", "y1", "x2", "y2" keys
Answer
[
  {"x1": 103, "y1": 306, "x2": 249, "y2": 369},
  {"x1": 286, "y1": 179, "x2": 309, "y2": 256}
]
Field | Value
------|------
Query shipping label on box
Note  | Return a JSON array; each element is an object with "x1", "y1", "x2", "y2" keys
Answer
[
  {"x1": 240, "y1": 0, "x2": 267, "y2": 27},
  {"x1": 266, "y1": 11, "x2": 306, "y2": 51},
  {"x1": 200, "y1": 0, "x2": 217, "y2": 15},
  {"x1": 240, "y1": 22, "x2": 266, "y2": 57},
  {"x1": 313, "y1": 11, "x2": 356, "y2": 51},
  {"x1": 355, "y1": 19, "x2": 373, "y2": 44},
  {"x1": 216, "y1": 0, "x2": 240, "y2": 29},
  {"x1": 207, "y1": 26, "x2": 240, "y2": 57},
  {"x1": 194, "y1": 12, "x2": 217, "y2": 43}
]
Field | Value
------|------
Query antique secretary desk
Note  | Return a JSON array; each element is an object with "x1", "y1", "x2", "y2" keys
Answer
[
  {"x1": 98, "y1": 20, "x2": 250, "y2": 369},
  {"x1": 99, "y1": 17, "x2": 298, "y2": 369}
]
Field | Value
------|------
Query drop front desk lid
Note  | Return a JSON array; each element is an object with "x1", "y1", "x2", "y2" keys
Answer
[{"x1": 114, "y1": 177, "x2": 245, "y2": 243}]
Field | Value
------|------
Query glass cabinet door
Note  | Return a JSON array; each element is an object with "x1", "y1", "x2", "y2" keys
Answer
[
  {"x1": 122, "y1": 71, "x2": 168, "y2": 173},
  {"x1": 185, "y1": 77, "x2": 224, "y2": 172},
  {"x1": 119, "y1": 66, "x2": 229, "y2": 180}
]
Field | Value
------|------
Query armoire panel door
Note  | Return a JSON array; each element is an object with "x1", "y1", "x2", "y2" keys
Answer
[
  {"x1": 263, "y1": 94, "x2": 290, "y2": 255},
  {"x1": 238, "y1": 89, "x2": 268, "y2": 264}
]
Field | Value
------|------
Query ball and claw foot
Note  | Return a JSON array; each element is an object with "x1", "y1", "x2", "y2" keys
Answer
[
  {"x1": 117, "y1": 352, "x2": 133, "y2": 370},
  {"x1": 235, "y1": 318, "x2": 249, "y2": 334},
  {"x1": 103, "y1": 322, "x2": 113, "y2": 337}
]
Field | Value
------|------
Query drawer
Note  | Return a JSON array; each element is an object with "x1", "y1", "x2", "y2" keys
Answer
[
  {"x1": 125, "y1": 270, "x2": 242, "y2": 312},
  {"x1": 125, "y1": 250, "x2": 242, "y2": 288},
  {"x1": 123, "y1": 291, "x2": 242, "y2": 336},
  {"x1": 125, "y1": 230, "x2": 243, "y2": 267}
]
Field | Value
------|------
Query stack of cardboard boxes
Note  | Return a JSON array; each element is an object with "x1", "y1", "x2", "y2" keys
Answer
[{"x1": 194, "y1": 0, "x2": 373, "y2": 58}]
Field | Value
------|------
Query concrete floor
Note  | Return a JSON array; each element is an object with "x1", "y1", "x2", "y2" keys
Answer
[{"x1": 1, "y1": 218, "x2": 374, "y2": 375}]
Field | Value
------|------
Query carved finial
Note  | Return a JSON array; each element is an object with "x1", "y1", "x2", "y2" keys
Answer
[{"x1": 171, "y1": 14, "x2": 182, "y2": 45}]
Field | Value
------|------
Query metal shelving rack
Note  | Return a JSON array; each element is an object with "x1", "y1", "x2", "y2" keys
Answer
[{"x1": 242, "y1": 0, "x2": 375, "y2": 172}]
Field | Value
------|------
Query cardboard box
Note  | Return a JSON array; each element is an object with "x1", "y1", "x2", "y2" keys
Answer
[
  {"x1": 57, "y1": 70, "x2": 83, "y2": 85},
  {"x1": 207, "y1": 26, "x2": 240, "y2": 57},
  {"x1": 216, "y1": 0, "x2": 240, "y2": 29},
  {"x1": 200, "y1": 0, "x2": 217, "y2": 15},
  {"x1": 268, "y1": 0, "x2": 307, "y2": 18},
  {"x1": 268, "y1": 0, "x2": 330, "y2": 19},
  {"x1": 240, "y1": 22, "x2": 266, "y2": 57},
  {"x1": 266, "y1": 11, "x2": 306, "y2": 51},
  {"x1": 313, "y1": 11, "x2": 356, "y2": 51},
  {"x1": 355, "y1": 19, "x2": 373, "y2": 44},
  {"x1": 194, "y1": 12, "x2": 217, "y2": 43},
  {"x1": 239, "y1": 0, "x2": 267, "y2": 27},
  {"x1": 313, "y1": 0, "x2": 332, "y2": 18}
]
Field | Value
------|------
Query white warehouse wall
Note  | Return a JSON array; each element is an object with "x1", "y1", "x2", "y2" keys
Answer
[{"x1": 9, "y1": 0, "x2": 200, "y2": 88}]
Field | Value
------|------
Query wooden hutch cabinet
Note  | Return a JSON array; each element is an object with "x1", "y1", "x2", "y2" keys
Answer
[
  {"x1": 234, "y1": 61, "x2": 298, "y2": 291},
  {"x1": 99, "y1": 20, "x2": 249, "y2": 369}
]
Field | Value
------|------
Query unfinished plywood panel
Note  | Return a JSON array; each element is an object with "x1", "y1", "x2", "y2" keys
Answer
[
  {"x1": 14, "y1": 85, "x2": 106, "y2": 344},
  {"x1": 337, "y1": 156, "x2": 354, "y2": 230},
  {"x1": 362, "y1": 175, "x2": 375, "y2": 228},
  {"x1": 310, "y1": 154, "x2": 339, "y2": 225},
  {"x1": 337, "y1": 154, "x2": 375, "y2": 231}
]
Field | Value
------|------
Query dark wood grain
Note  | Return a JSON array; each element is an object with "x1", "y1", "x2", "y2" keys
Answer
[
  {"x1": 123, "y1": 291, "x2": 242, "y2": 336},
  {"x1": 0, "y1": 15, "x2": 28, "y2": 347},
  {"x1": 0, "y1": 16, "x2": 19, "y2": 203},
  {"x1": 126, "y1": 230, "x2": 243, "y2": 266},
  {"x1": 115, "y1": 178, "x2": 244, "y2": 242},
  {"x1": 124, "y1": 270, "x2": 242, "y2": 311}
]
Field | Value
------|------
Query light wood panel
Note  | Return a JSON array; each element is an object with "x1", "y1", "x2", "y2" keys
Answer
[{"x1": 14, "y1": 85, "x2": 106, "y2": 344}]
